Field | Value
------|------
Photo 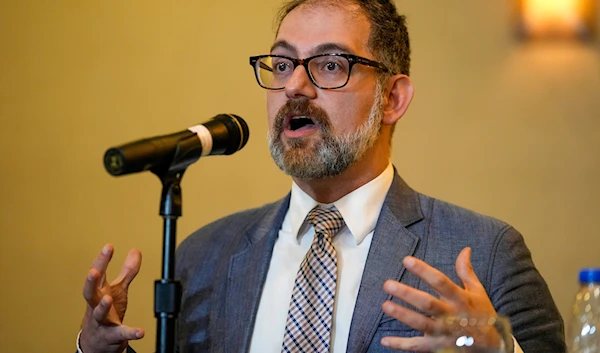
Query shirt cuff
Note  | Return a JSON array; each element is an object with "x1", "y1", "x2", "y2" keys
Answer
[
  {"x1": 513, "y1": 335, "x2": 524, "y2": 353},
  {"x1": 76, "y1": 329, "x2": 84, "y2": 353}
]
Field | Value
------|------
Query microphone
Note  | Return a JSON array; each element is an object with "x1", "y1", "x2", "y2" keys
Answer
[{"x1": 103, "y1": 114, "x2": 249, "y2": 176}]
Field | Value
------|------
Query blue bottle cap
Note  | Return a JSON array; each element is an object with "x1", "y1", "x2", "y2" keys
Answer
[{"x1": 579, "y1": 268, "x2": 600, "y2": 283}]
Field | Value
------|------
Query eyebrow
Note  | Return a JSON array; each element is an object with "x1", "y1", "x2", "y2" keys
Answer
[
  {"x1": 270, "y1": 40, "x2": 355, "y2": 57},
  {"x1": 270, "y1": 40, "x2": 296, "y2": 55}
]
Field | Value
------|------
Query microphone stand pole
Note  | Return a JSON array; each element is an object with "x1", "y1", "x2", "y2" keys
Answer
[
  {"x1": 153, "y1": 171, "x2": 183, "y2": 353},
  {"x1": 151, "y1": 135, "x2": 202, "y2": 353}
]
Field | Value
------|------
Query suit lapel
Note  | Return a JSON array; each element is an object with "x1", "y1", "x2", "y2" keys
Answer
[
  {"x1": 223, "y1": 195, "x2": 290, "y2": 352},
  {"x1": 346, "y1": 172, "x2": 424, "y2": 353}
]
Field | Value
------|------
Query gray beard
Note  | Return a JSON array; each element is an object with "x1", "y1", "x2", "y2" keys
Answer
[{"x1": 268, "y1": 84, "x2": 385, "y2": 180}]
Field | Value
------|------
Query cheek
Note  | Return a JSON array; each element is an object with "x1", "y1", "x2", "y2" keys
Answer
[
  {"x1": 327, "y1": 94, "x2": 373, "y2": 132},
  {"x1": 266, "y1": 93, "x2": 281, "y2": 127}
]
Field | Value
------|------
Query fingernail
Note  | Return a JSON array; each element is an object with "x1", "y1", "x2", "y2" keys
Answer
[
  {"x1": 381, "y1": 338, "x2": 390, "y2": 347},
  {"x1": 87, "y1": 272, "x2": 94, "y2": 281},
  {"x1": 136, "y1": 331, "x2": 143, "y2": 338},
  {"x1": 383, "y1": 280, "x2": 395, "y2": 292},
  {"x1": 404, "y1": 257, "x2": 415, "y2": 267},
  {"x1": 102, "y1": 244, "x2": 110, "y2": 255}
]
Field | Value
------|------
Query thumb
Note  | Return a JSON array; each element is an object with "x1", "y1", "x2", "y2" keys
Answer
[
  {"x1": 456, "y1": 247, "x2": 483, "y2": 291},
  {"x1": 113, "y1": 249, "x2": 142, "y2": 288}
]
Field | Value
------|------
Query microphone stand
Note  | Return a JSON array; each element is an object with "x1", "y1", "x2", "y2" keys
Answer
[
  {"x1": 103, "y1": 114, "x2": 248, "y2": 353},
  {"x1": 150, "y1": 134, "x2": 203, "y2": 353}
]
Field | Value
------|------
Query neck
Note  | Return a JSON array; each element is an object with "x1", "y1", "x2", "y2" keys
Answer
[{"x1": 292, "y1": 138, "x2": 390, "y2": 204}]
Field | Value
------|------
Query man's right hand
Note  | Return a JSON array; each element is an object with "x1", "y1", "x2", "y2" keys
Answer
[{"x1": 80, "y1": 244, "x2": 144, "y2": 353}]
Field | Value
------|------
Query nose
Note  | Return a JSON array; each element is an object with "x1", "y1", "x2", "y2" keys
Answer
[{"x1": 284, "y1": 65, "x2": 317, "y2": 100}]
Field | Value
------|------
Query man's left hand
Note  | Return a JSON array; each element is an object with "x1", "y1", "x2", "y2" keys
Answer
[{"x1": 380, "y1": 247, "x2": 498, "y2": 352}]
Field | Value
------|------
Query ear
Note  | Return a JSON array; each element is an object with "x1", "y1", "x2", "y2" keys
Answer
[{"x1": 382, "y1": 74, "x2": 414, "y2": 126}]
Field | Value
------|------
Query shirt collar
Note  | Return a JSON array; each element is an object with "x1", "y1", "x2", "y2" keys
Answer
[{"x1": 284, "y1": 163, "x2": 395, "y2": 245}]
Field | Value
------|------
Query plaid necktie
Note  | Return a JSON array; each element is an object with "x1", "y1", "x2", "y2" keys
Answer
[{"x1": 281, "y1": 206, "x2": 346, "y2": 353}]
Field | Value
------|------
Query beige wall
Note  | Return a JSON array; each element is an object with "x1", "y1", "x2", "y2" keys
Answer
[{"x1": 1, "y1": 1, "x2": 598, "y2": 352}]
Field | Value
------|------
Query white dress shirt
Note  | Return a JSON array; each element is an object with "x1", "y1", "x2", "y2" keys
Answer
[{"x1": 249, "y1": 163, "x2": 395, "y2": 353}]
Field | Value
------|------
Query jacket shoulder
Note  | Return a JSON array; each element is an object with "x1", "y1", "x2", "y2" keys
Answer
[
  {"x1": 417, "y1": 193, "x2": 512, "y2": 237},
  {"x1": 176, "y1": 196, "x2": 288, "y2": 261}
]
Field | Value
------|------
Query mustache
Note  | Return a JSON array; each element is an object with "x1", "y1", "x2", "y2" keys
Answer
[{"x1": 273, "y1": 100, "x2": 331, "y2": 133}]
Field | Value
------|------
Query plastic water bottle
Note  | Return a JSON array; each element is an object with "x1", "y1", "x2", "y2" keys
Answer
[{"x1": 568, "y1": 268, "x2": 600, "y2": 353}]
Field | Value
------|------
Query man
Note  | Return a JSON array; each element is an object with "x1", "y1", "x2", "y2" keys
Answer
[{"x1": 77, "y1": 0, "x2": 565, "y2": 352}]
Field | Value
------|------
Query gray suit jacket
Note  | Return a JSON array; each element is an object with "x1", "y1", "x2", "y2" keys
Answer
[{"x1": 175, "y1": 172, "x2": 565, "y2": 353}]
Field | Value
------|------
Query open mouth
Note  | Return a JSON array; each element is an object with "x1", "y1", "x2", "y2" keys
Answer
[{"x1": 287, "y1": 116, "x2": 316, "y2": 131}]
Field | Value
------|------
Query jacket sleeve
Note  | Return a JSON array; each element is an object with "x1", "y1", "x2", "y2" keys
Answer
[{"x1": 487, "y1": 226, "x2": 566, "y2": 353}]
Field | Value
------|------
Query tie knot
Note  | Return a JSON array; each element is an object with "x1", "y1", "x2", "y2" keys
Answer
[{"x1": 307, "y1": 206, "x2": 345, "y2": 238}]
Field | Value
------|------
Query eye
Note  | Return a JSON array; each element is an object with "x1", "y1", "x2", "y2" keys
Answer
[
  {"x1": 324, "y1": 61, "x2": 341, "y2": 72},
  {"x1": 273, "y1": 60, "x2": 292, "y2": 73},
  {"x1": 312, "y1": 56, "x2": 348, "y2": 76}
]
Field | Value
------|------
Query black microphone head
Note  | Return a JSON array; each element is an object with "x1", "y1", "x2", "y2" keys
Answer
[
  {"x1": 104, "y1": 148, "x2": 126, "y2": 176},
  {"x1": 212, "y1": 114, "x2": 249, "y2": 155}
]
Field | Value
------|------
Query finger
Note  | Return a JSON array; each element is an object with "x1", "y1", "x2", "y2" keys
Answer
[
  {"x1": 83, "y1": 268, "x2": 103, "y2": 307},
  {"x1": 382, "y1": 300, "x2": 441, "y2": 334},
  {"x1": 112, "y1": 248, "x2": 142, "y2": 288},
  {"x1": 455, "y1": 247, "x2": 484, "y2": 291},
  {"x1": 90, "y1": 244, "x2": 114, "y2": 286},
  {"x1": 80, "y1": 325, "x2": 144, "y2": 353},
  {"x1": 383, "y1": 280, "x2": 452, "y2": 317},
  {"x1": 93, "y1": 295, "x2": 115, "y2": 324},
  {"x1": 403, "y1": 256, "x2": 462, "y2": 300},
  {"x1": 104, "y1": 324, "x2": 145, "y2": 344},
  {"x1": 380, "y1": 335, "x2": 437, "y2": 352},
  {"x1": 92, "y1": 293, "x2": 126, "y2": 326}
]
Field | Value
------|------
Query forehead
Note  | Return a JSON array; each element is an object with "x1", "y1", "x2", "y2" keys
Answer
[{"x1": 273, "y1": 4, "x2": 372, "y2": 57}]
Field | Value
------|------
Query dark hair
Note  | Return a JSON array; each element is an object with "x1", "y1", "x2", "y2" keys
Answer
[{"x1": 275, "y1": 0, "x2": 411, "y2": 77}]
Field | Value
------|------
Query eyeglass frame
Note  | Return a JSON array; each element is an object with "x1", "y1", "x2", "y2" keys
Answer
[{"x1": 249, "y1": 53, "x2": 395, "y2": 90}]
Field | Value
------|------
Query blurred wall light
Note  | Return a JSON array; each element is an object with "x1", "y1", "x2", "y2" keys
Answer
[{"x1": 515, "y1": 0, "x2": 596, "y2": 40}]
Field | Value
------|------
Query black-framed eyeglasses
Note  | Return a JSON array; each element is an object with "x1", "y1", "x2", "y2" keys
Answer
[{"x1": 249, "y1": 53, "x2": 394, "y2": 90}]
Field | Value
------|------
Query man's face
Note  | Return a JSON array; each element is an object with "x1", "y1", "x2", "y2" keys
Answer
[{"x1": 267, "y1": 3, "x2": 384, "y2": 179}]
